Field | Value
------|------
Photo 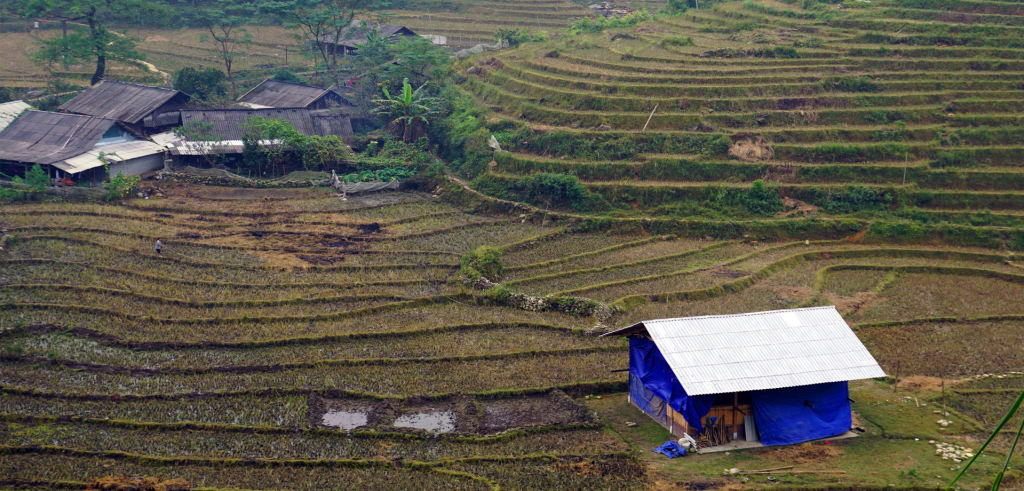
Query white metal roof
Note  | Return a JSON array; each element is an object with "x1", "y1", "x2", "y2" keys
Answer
[
  {"x1": 0, "y1": 100, "x2": 31, "y2": 132},
  {"x1": 606, "y1": 306, "x2": 886, "y2": 395},
  {"x1": 56, "y1": 140, "x2": 165, "y2": 174}
]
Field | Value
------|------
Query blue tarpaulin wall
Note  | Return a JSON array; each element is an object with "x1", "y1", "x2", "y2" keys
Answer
[
  {"x1": 629, "y1": 372, "x2": 667, "y2": 426},
  {"x1": 751, "y1": 381, "x2": 852, "y2": 446},
  {"x1": 629, "y1": 337, "x2": 716, "y2": 434}
]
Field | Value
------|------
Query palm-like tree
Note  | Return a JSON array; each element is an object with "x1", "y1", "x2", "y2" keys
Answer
[{"x1": 371, "y1": 78, "x2": 437, "y2": 143}]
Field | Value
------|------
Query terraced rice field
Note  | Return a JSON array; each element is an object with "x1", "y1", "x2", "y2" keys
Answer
[
  {"x1": 382, "y1": 0, "x2": 594, "y2": 47},
  {"x1": 458, "y1": 0, "x2": 1024, "y2": 234},
  {"x1": 1, "y1": 184, "x2": 1022, "y2": 487}
]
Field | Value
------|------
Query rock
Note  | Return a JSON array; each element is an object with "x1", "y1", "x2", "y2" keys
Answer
[
  {"x1": 625, "y1": 421, "x2": 637, "y2": 427},
  {"x1": 929, "y1": 440, "x2": 936, "y2": 444},
  {"x1": 466, "y1": 66, "x2": 481, "y2": 74},
  {"x1": 940, "y1": 421, "x2": 949, "y2": 427},
  {"x1": 137, "y1": 192, "x2": 145, "y2": 198},
  {"x1": 729, "y1": 468, "x2": 740, "y2": 475},
  {"x1": 597, "y1": 124, "x2": 612, "y2": 131}
]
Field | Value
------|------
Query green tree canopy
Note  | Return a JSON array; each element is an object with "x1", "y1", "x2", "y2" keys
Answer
[
  {"x1": 13, "y1": 0, "x2": 162, "y2": 84},
  {"x1": 173, "y1": 67, "x2": 228, "y2": 102}
]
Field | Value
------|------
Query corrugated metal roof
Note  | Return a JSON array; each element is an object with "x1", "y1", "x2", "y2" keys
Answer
[
  {"x1": 59, "y1": 80, "x2": 189, "y2": 124},
  {"x1": 237, "y1": 80, "x2": 327, "y2": 108},
  {"x1": 56, "y1": 140, "x2": 165, "y2": 173},
  {"x1": 0, "y1": 110, "x2": 116, "y2": 165},
  {"x1": 317, "y1": 22, "x2": 417, "y2": 48},
  {"x1": 0, "y1": 100, "x2": 31, "y2": 132},
  {"x1": 179, "y1": 108, "x2": 351, "y2": 141},
  {"x1": 606, "y1": 306, "x2": 885, "y2": 395}
]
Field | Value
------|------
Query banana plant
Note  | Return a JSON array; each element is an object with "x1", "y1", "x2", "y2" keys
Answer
[
  {"x1": 948, "y1": 390, "x2": 1024, "y2": 491},
  {"x1": 371, "y1": 78, "x2": 438, "y2": 143}
]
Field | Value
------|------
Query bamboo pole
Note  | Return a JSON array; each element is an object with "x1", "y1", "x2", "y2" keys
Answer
[{"x1": 642, "y1": 104, "x2": 658, "y2": 133}]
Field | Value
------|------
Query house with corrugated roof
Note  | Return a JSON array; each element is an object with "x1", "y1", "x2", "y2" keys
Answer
[
  {"x1": 315, "y1": 22, "x2": 419, "y2": 56},
  {"x1": 237, "y1": 79, "x2": 355, "y2": 111},
  {"x1": 602, "y1": 306, "x2": 885, "y2": 451},
  {"x1": 152, "y1": 108, "x2": 353, "y2": 163},
  {"x1": 58, "y1": 80, "x2": 190, "y2": 135},
  {"x1": 0, "y1": 110, "x2": 165, "y2": 183}
]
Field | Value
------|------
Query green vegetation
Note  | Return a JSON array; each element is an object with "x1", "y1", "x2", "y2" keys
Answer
[{"x1": 460, "y1": 245, "x2": 505, "y2": 281}]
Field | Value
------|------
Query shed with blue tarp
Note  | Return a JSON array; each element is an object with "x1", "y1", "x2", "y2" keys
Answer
[{"x1": 603, "y1": 306, "x2": 886, "y2": 448}]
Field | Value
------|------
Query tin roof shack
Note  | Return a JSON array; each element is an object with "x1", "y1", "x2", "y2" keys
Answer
[
  {"x1": 0, "y1": 110, "x2": 165, "y2": 183},
  {"x1": 603, "y1": 306, "x2": 885, "y2": 451},
  {"x1": 0, "y1": 100, "x2": 31, "y2": 132},
  {"x1": 58, "y1": 80, "x2": 190, "y2": 135},
  {"x1": 237, "y1": 80, "x2": 355, "y2": 111},
  {"x1": 315, "y1": 22, "x2": 418, "y2": 56},
  {"x1": 157, "y1": 108, "x2": 353, "y2": 165}
]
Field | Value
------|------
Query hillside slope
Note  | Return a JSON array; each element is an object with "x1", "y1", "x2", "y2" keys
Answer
[{"x1": 456, "y1": 0, "x2": 1024, "y2": 247}]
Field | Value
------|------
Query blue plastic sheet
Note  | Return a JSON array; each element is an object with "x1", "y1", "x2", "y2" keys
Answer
[
  {"x1": 629, "y1": 337, "x2": 716, "y2": 434},
  {"x1": 629, "y1": 372, "x2": 667, "y2": 426},
  {"x1": 751, "y1": 381, "x2": 852, "y2": 446},
  {"x1": 653, "y1": 440, "x2": 687, "y2": 458}
]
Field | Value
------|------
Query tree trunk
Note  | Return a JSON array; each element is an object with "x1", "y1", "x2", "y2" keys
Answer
[
  {"x1": 87, "y1": 8, "x2": 105, "y2": 85},
  {"x1": 403, "y1": 121, "x2": 414, "y2": 143},
  {"x1": 226, "y1": 59, "x2": 235, "y2": 98}
]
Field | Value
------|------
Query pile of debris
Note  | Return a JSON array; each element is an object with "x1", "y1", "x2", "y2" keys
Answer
[
  {"x1": 588, "y1": 2, "x2": 635, "y2": 18},
  {"x1": 931, "y1": 441, "x2": 974, "y2": 462}
]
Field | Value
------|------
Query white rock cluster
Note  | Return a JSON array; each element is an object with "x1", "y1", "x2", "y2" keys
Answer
[{"x1": 934, "y1": 442, "x2": 974, "y2": 463}]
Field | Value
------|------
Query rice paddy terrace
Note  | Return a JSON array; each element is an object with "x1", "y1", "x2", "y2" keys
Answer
[
  {"x1": 458, "y1": 0, "x2": 1024, "y2": 244},
  {"x1": 384, "y1": 0, "x2": 594, "y2": 47},
  {"x1": 1, "y1": 185, "x2": 1023, "y2": 488}
]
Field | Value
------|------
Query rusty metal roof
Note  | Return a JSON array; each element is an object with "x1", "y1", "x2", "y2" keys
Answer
[
  {"x1": 59, "y1": 80, "x2": 189, "y2": 124},
  {"x1": 237, "y1": 79, "x2": 353, "y2": 109},
  {"x1": 0, "y1": 110, "x2": 116, "y2": 165},
  {"x1": 603, "y1": 306, "x2": 886, "y2": 395}
]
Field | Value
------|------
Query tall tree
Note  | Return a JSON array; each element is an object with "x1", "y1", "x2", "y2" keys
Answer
[
  {"x1": 13, "y1": 0, "x2": 161, "y2": 84},
  {"x1": 190, "y1": 0, "x2": 256, "y2": 97},
  {"x1": 268, "y1": 0, "x2": 383, "y2": 86}
]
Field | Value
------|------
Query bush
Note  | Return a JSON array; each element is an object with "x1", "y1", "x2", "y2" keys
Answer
[
  {"x1": 569, "y1": 10, "x2": 652, "y2": 34},
  {"x1": 824, "y1": 76, "x2": 883, "y2": 93},
  {"x1": 271, "y1": 68, "x2": 310, "y2": 86},
  {"x1": 661, "y1": 36, "x2": 694, "y2": 47},
  {"x1": 741, "y1": 180, "x2": 783, "y2": 216},
  {"x1": 106, "y1": 171, "x2": 140, "y2": 201},
  {"x1": 173, "y1": 67, "x2": 228, "y2": 101},
  {"x1": 460, "y1": 245, "x2": 505, "y2": 282},
  {"x1": 821, "y1": 185, "x2": 894, "y2": 214}
]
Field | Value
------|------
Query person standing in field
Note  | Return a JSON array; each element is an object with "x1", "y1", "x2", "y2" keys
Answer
[{"x1": 156, "y1": 238, "x2": 163, "y2": 257}]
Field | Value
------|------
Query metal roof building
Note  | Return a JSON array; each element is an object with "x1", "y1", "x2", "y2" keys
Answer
[
  {"x1": 315, "y1": 22, "x2": 419, "y2": 55},
  {"x1": 604, "y1": 306, "x2": 885, "y2": 449},
  {"x1": 0, "y1": 110, "x2": 117, "y2": 165},
  {"x1": 160, "y1": 108, "x2": 352, "y2": 156},
  {"x1": 58, "y1": 80, "x2": 190, "y2": 131},
  {"x1": 237, "y1": 79, "x2": 354, "y2": 110}
]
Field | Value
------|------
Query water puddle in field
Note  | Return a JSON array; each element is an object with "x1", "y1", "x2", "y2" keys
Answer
[
  {"x1": 393, "y1": 411, "x2": 455, "y2": 434},
  {"x1": 321, "y1": 411, "x2": 368, "y2": 431}
]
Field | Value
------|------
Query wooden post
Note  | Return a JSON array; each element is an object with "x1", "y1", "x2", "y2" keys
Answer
[
  {"x1": 642, "y1": 104, "x2": 658, "y2": 133},
  {"x1": 942, "y1": 378, "x2": 947, "y2": 418},
  {"x1": 893, "y1": 357, "x2": 901, "y2": 392}
]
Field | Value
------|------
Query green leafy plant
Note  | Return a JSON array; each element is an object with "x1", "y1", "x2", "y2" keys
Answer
[
  {"x1": 372, "y1": 78, "x2": 439, "y2": 143},
  {"x1": 948, "y1": 390, "x2": 1024, "y2": 491},
  {"x1": 460, "y1": 245, "x2": 505, "y2": 282},
  {"x1": 741, "y1": 180, "x2": 783, "y2": 216}
]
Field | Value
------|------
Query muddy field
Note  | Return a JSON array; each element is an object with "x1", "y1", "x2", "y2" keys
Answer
[{"x1": 309, "y1": 390, "x2": 596, "y2": 436}]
